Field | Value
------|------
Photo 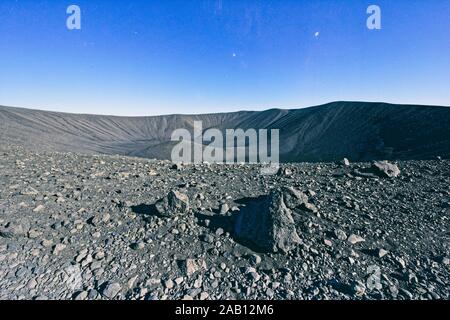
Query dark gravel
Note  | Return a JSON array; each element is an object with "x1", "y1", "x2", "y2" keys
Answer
[{"x1": 0, "y1": 145, "x2": 448, "y2": 300}]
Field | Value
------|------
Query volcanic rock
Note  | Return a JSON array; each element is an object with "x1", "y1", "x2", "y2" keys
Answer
[
  {"x1": 219, "y1": 203, "x2": 229, "y2": 215},
  {"x1": 180, "y1": 258, "x2": 207, "y2": 277},
  {"x1": 371, "y1": 161, "x2": 401, "y2": 178},
  {"x1": 234, "y1": 187, "x2": 301, "y2": 253},
  {"x1": 155, "y1": 190, "x2": 190, "y2": 217},
  {"x1": 341, "y1": 158, "x2": 351, "y2": 166},
  {"x1": 0, "y1": 143, "x2": 448, "y2": 301},
  {"x1": 102, "y1": 282, "x2": 122, "y2": 299},
  {"x1": 347, "y1": 234, "x2": 365, "y2": 245},
  {"x1": 0, "y1": 220, "x2": 30, "y2": 239}
]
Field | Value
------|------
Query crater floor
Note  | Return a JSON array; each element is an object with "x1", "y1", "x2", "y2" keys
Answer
[{"x1": 0, "y1": 145, "x2": 448, "y2": 300}]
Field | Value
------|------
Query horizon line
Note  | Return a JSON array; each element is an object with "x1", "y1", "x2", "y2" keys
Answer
[{"x1": 1, "y1": 100, "x2": 449, "y2": 118}]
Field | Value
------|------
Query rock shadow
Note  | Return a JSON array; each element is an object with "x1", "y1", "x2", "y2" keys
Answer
[{"x1": 131, "y1": 203, "x2": 159, "y2": 217}]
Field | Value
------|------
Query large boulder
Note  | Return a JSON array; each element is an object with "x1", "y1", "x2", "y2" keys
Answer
[
  {"x1": 155, "y1": 190, "x2": 190, "y2": 217},
  {"x1": 234, "y1": 187, "x2": 303, "y2": 253},
  {"x1": 371, "y1": 161, "x2": 401, "y2": 178}
]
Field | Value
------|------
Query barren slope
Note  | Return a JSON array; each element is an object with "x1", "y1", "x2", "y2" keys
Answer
[{"x1": 1, "y1": 102, "x2": 449, "y2": 162}]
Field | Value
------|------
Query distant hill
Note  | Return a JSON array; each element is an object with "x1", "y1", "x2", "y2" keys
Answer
[{"x1": 1, "y1": 102, "x2": 449, "y2": 162}]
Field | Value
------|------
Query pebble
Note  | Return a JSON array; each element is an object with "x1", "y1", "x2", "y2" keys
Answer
[
  {"x1": 377, "y1": 249, "x2": 389, "y2": 258},
  {"x1": 182, "y1": 258, "x2": 207, "y2": 277},
  {"x1": 199, "y1": 292, "x2": 209, "y2": 300},
  {"x1": 164, "y1": 279, "x2": 174, "y2": 289},
  {"x1": 219, "y1": 203, "x2": 229, "y2": 215},
  {"x1": 341, "y1": 158, "x2": 351, "y2": 166},
  {"x1": 347, "y1": 234, "x2": 365, "y2": 245},
  {"x1": 249, "y1": 254, "x2": 262, "y2": 266},
  {"x1": 351, "y1": 281, "x2": 366, "y2": 297},
  {"x1": 33, "y1": 205, "x2": 45, "y2": 213},
  {"x1": 334, "y1": 229, "x2": 347, "y2": 241},
  {"x1": 102, "y1": 282, "x2": 122, "y2": 299},
  {"x1": 245, "y1": 267, "x2": 261, "y2": 282},
  {"x1": 174, "y1": 277, "x2": 184, "y2": 285},
  {"x1": 52, "y1": 244, "x2": 66, "y2": 255}
]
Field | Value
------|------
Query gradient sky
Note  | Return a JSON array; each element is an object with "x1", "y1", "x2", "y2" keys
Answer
[{"x1": 0, "y1": 0, "x2": 449, "y2": 116}]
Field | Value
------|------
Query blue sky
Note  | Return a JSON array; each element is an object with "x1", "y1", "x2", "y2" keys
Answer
[{"x1": 0, "y1": 0, "x2": 449, "y2": 116}]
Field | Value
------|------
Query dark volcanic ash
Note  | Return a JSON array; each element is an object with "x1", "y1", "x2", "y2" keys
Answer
[{"x1": 0, "y1": 145, "x2": 448, "y2": 300}]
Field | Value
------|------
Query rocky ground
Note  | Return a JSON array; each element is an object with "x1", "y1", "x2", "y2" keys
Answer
[{"x1": 0, "y1": 145, "x2": 448, "y2": 300}]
